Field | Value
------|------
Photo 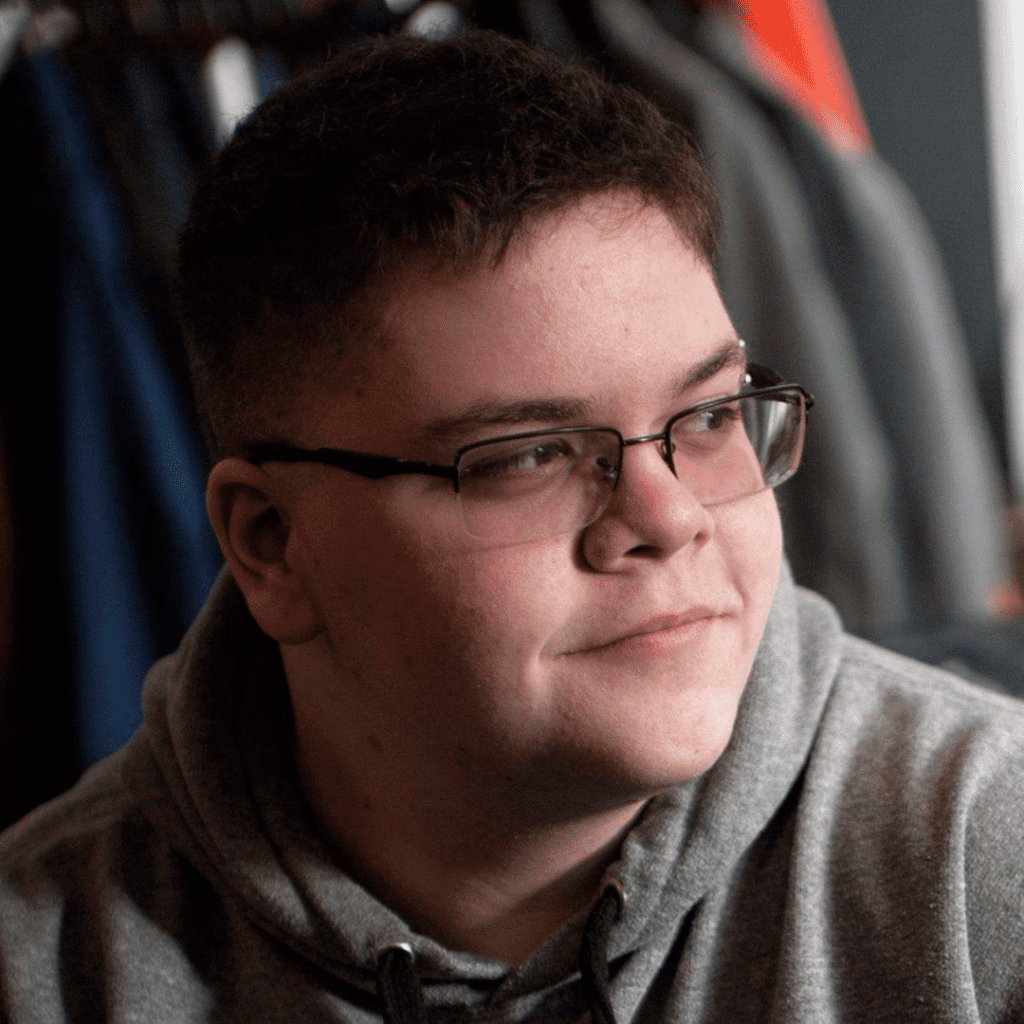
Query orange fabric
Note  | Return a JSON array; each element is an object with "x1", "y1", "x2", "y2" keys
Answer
[{"x1": 734, "y1": 0, "x2": 872, "y2": 154}]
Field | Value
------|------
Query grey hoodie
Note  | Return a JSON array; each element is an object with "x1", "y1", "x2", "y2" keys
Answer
[{"x1": 2, "y1": 564, "x2": 1024, "y2": 1022}]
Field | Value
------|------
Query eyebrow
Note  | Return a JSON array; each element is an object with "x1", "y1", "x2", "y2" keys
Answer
[
  {"x1": 670, "y1": 339, "x2": 747, "y2": 395},
  {"x1": 422, "y1": 339, "x2": 746, "y2": 443}
]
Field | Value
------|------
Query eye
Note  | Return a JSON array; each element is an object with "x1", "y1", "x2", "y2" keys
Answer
[
  {"x1": 672, "y1": 402, "x2": 743, "y2": 452},
  {"x1": 466, "y1": 437, "x2": 578, "y2": 480},
  {"x1": 458, "y1": 436, "x2": 588, "y2": 501},
  {"x1": 683, "y1": 402, "x2": 741, "y2": 432}
]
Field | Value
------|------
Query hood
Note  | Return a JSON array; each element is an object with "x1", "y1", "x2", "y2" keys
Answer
[{"x1": 127, "y1": 559, "x2": 843, "y2": 1014}]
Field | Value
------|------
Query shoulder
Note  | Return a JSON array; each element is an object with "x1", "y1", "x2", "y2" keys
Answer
[
  {"x1": 782, "y1": 595, "x2": 1024, "y2": 877},
  {"x1": 0, "y1": 736, "x2": 185, "y2": 933},
  {"x1": 0, "y1": 745, "x2": 142, "y2": 888},
  {"x1": 826, "y1": 631, "x2": 1024, "y2": 764},
  {"x1": 805, "y1": 631, "x2": 1024, "y2": 1016},
  {"x1": 811, "y1": 629, "x2": 1024, "y2": 817},
  {"x1": 0, "y1": 740, "x2": 216, "y2": 1022},
  {"x1": 0, "y1": 750, "x2": 133, "y2": 1015}
]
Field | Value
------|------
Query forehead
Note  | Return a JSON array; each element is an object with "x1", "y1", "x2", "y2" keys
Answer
[{"x1": 302, "y1": 196, "x2": 737, "y2": 447}]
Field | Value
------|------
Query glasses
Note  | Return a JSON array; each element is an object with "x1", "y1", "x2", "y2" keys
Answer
[{"x1": 248, "y1": 364, "x2": 813, "y2": 545}]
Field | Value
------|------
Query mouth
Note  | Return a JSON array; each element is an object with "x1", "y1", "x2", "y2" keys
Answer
[{"x1": 566, "y1": 608, "x2": 721, "y2": 657}]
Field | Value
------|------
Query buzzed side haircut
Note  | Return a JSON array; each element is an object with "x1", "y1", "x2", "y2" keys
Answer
[{"x1": 175, "y1": 29, "x2": 721, "y2": 460}]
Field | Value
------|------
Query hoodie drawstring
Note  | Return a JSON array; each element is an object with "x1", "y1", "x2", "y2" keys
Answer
[
  {"x1": 376, "y1": 943, "x2": 427, "y2": 1024},
  {"x1": 375, "y1": 880, "x2": 624, "y2": 1024},
  {"x1": 580, "y1": 880, "x2": 625, "y2": 1024}
]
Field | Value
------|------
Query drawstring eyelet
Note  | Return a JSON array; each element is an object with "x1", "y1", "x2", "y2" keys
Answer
[{"x1": 375, "y1": 943, "x2": 427, "y2": 1024}]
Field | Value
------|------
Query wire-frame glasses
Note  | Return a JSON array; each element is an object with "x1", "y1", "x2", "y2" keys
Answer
[{"x1": 247, "y1": 364, "x2": 814, "y2": 544}]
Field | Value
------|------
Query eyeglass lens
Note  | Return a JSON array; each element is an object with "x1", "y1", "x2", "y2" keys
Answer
[{"x1": 456, "y1": 391, "x2": 806, "y2": 543}]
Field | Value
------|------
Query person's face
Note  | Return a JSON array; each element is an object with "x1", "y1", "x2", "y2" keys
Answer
[{"x1": 282, "y1": 195, "x2": 783, "y2": 815}]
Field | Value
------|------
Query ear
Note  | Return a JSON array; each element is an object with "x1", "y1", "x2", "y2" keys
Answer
[{"x1": 206, "y1": 458, "x2": 322, "y2": 643}]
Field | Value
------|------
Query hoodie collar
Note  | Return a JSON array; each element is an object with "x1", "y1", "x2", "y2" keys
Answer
[{"x1": 130, "y1": 559, "x2": 841, "y2": 1004}]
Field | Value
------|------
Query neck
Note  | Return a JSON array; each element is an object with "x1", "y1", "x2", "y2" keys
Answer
[{"x1": 293, "y1": 726, "x2": 645, "y2": 965}]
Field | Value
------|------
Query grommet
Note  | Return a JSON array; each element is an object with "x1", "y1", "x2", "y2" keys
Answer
[
  {"x1": 375, "y1": 941, "x2": 416, "y2": 964},
  {"x1": 603, "y1": 878, "x2": 626, "y2": 918}
]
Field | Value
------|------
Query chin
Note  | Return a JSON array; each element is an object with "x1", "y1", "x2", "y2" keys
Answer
[
  {"x1": 608, "y1": 659, "x2": 750, "y2": 760},
  {"x1": 536, "y1": 711, "x2": 741, "y2": 814}
]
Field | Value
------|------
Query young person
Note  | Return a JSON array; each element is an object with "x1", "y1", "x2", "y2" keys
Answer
[{"x1": 2, "y1": 29, "x2": 1023, "y2": 1023}]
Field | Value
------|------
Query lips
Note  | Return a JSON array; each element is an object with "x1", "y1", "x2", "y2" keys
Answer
[{"x1": 562, "y1": 607, "x2": 722, "y2": 656}]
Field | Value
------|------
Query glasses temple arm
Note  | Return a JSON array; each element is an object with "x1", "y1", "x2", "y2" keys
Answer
[{"x1": 246, "y1": 444, "x2": 457, "y2": 481}]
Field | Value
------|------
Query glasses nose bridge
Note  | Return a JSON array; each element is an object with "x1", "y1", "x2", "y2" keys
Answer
[{"x1": 620, "y1": 429, "x2": 677, "y2": 477}]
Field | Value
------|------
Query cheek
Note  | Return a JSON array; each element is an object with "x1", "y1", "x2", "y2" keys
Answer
[
  {"x1": 366, "y1": 539, "x2": 585, "y2": 764},
  {"x1": 718, "y1": 490, "x2": 783, "y2": 628},
  {"x1": 290, "y1": 487, "x2": 444, "y2": 657},
  {"x1": 302, "y1": 488, "x2": 578, "y2": 682},
  {"x1": 404, "y1": 538, "x2": 580, "y2": 670}
]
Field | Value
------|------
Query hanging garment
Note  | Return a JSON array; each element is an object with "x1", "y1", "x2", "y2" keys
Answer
[
  {"x1": 732, "y1": 0, "x2": 871, "y2": 154},
  {"x1": 696, "y1": 7, "x2": 1013, "y2": 626},
  {"x1": 20, "y1": 49, "x2": 221, "y2": 768}
]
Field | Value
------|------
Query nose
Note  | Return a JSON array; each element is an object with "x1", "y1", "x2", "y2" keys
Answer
[{"x1": 581, "y1": 437, "x2": 714, "y2": 572}]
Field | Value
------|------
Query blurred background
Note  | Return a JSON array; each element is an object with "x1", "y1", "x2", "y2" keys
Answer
[{"x1": 3, "y1": 0, "x2": 1024, "y2": 829}]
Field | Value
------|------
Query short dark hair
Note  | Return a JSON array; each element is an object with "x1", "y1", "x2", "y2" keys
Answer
[{"x1": 175, "y1": 29, "x2": 721, "y2": 460}]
